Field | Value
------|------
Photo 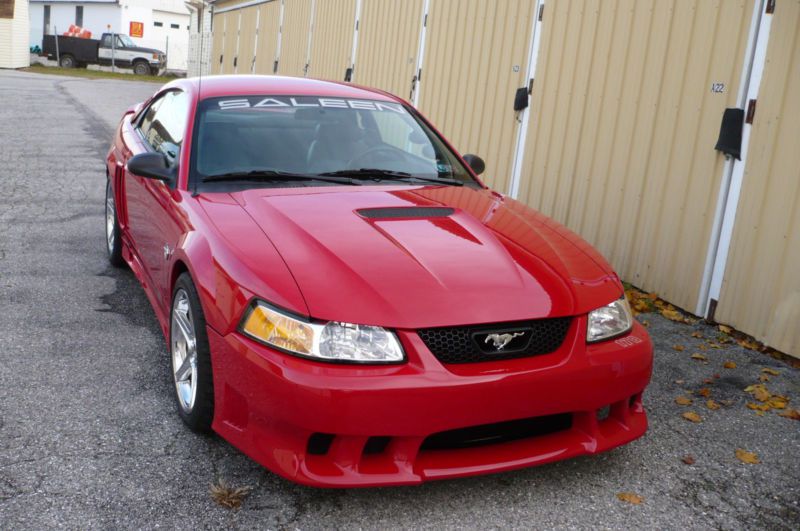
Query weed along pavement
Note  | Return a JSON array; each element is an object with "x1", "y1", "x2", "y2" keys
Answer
[{"x1": 0, "y1": 70, "x2": 798, "y2": 529}]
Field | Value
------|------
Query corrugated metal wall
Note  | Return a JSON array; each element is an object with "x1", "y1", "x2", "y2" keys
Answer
[
  {"x1": 418, "y1": 0, "x2": 535, "y2": 192},
  {"x1": 308, "y1": 0, "x2": 357, "y2": 81},
  {"x1": 517, "y1": 0, "x2": 755, "y2": 312},
  {"x1": 206, "y1": 0, "x2": 797, "y2": 357},
  {"x1": 277, "y1": 0, "x2": 313, "y2": 76},
  {"x1": 254, "y1": 0, "x2": 281, "y2": 74},
  {"x1": 716, "y1": 0, "x2": 800, "y2": 357},
  {"x1": 355, "y1": 0, "x2": 425, "y2": 99}
]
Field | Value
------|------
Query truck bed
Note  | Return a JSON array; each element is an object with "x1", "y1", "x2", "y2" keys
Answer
[{"x1": 42, "y1": 35, "x2": 100, "y2": 64}]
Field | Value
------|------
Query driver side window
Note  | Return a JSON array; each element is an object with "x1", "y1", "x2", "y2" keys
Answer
[{"x1": 137, "y1": 91, "x2": 190, "y2": 166}]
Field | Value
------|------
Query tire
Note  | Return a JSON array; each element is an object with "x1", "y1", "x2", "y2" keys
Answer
[
  {"x1": 133, "y1": 61, "x2": 150, "y2": 76},
  {"x1": 59, "y1": 54, "x2": 75, "y2": 68},
  {"x1": 170, "y1": 273, "x2": 215, "y2": 433},
  {"x1": 105, "y1": 179, "x2": 125, "y2": 267}
]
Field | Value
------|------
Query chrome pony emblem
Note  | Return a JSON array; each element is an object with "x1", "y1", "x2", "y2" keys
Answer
[{"x1": 485, "y1": 332, "x2": 526, "y2": 351}]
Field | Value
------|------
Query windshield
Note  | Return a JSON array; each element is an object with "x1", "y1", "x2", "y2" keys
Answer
[
  {"x1": 118, "y1": 34, "x2": 135, "y2": 48},
  {"x1": 190, "y1": 96, "x2": 478, "y2": 188}
]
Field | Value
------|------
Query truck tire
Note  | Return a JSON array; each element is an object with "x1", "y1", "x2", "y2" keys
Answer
[
  {"x1": 133, "y1": 61, "x2": 150, "y2": 76},
  {"x1": 59, "y1": 54, "x2": 76, "y2": 68}
]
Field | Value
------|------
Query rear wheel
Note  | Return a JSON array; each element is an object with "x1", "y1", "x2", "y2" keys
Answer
[
  {"x1": 105, "y1": 180, "x2": 125, "y2": 267},
  {"x1": 59, "y1": 54, "x2": 75, "y2": 68},
  {"x1": 133, "y1": 60, "x2": 150, "y2": 76},
  {"x1": 170, "y1": 273, "x2": 215, "y2": 433}
]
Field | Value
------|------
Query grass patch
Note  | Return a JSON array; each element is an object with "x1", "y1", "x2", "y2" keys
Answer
[{"x1": 20, "y1": 64, "x2": 180, "y2": 84}]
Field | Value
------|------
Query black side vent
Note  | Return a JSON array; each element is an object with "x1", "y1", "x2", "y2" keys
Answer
[{"x1": 357, "y1": 207, "x2": 454, "y2": 219}]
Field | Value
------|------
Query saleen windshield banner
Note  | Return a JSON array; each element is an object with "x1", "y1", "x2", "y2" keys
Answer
[{"x1": 216, "y1": 96, "x2": 405, "y2": 113}]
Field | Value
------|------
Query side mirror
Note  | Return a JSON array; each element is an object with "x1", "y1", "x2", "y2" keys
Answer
[
  {"x1": 462, "y1": 154, "x2": 486, "y2": 176},
  {"x1": 127, "y1": 152, "x2": 176, "y2": 183}
]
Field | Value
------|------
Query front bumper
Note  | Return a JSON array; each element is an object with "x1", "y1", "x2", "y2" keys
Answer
[{"x1": 208, "y1": 317, "x2": 652, "y2": 487}]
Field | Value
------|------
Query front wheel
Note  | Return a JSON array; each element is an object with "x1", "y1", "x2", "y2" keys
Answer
[
  {"x1": 105, "y1": 180, "x2": 125, "y2": 267},
  {"x1": 170, "y1": 273, "x2": 215, "y2": 433},
  {"x1": 133, "y1": 61, "x2": 150, "y2": 76}
]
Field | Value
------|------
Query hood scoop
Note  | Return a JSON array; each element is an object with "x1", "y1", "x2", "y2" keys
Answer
[{"x1": 357, "y1": 207, "x2": 454, "y2": 219}]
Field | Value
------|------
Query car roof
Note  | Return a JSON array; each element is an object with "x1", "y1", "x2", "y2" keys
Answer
[{"x1": 168, "y1": 75, "x2": 400, "y2": 103}]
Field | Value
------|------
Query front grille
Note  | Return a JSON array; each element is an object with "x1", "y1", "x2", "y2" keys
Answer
[{"x1": 417, "y1": 317, "x2": 572, "y2": 364}]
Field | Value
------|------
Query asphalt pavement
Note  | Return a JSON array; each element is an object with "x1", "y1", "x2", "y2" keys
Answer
[{"x1": 0, "y1": 69, "x2": 798, "y2": 530}]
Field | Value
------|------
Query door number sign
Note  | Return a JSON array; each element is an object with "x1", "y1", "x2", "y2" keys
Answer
[{"x1": 711, "y1": 83, "x2": 725, "y2": 93}]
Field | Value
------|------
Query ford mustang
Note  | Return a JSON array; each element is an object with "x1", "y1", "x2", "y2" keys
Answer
[{"x1": 105, "y1": 75, "x2": 653, "y2": 487}]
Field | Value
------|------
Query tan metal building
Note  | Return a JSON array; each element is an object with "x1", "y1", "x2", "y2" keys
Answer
[{"x1": 207, "y1": 0, "x2": 799, "y2": 358}]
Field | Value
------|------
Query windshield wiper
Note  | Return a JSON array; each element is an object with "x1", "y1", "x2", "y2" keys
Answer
[
  {"x1": 202, "y1": 169, "x2": 358, "y2": 185},
  {"x1": 318, "y1": 168, "x2": 464, "y2": 187}
]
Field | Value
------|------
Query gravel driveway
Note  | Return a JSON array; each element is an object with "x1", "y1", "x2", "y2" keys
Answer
[{"x1": 0, "y1": 70, "x2": 798, "y2": 530}]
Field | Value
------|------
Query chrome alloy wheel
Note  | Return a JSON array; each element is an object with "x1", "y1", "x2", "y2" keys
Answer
[
  {"x1": 105, "y1": 184, "x2": 116, "y2": 255},
  {"x1": 171, "y1": 289, "x2": 198, "y2": 413}
]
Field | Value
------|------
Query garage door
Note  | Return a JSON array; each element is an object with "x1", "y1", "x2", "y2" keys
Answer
[
  {"x1": 254, "y1": 0, "x2": 281, "y2": 74},
  {"x1": 235, "y1": 5, "x2": 259, "y2": 74},
  {"x1": 418, "y1": 0, "x2": 537, "y2": 192},
  {"x1": 210, "y1": 11, "x2": 226, "y2": 74},
  {"x1": 221, "y1": 10, "x2": 239, "y2": 74},
  {"x1": 355, "y1": 0, "x2": 425, "y2": 99},
  {"x1": 307, "y1": 0, "x2": 356, "y2": 81},
  {"x1": 716, "y1": 0, "x2": 800, "y2": 357},
  {"x1": 515, "y1": 0, "x2": 755, "y2": 313},
  {"x1": 277, "y1": 0, "x2": 313, "y2": 76}
]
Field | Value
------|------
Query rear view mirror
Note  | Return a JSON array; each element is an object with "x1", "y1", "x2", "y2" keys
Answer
[
  {"x1": 127, "y1": 152, "x2": 176, "y2": 183},
  {"x1": 462, "y1": 154, "x2": 486, "y2": 176}
]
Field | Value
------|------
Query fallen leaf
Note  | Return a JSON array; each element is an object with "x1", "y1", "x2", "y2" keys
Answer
[
  {"x1": 641, "y1": 320, "x2": 650, "y2": 327},
  {"x1": 673, "y1": 345, "x2": 685, "y2": 352},
  {"x1": 698, "y1": 344, "x2": 708, "y2": 351},
  {"x1": 723, "y1": 361, "x2": 737, "y2": 369},
  {"x1": 746, "y1": 402, "x2": 770, "y2": 412},
  {"x1": 210, "y1": 480, "x2": 252, "y2": 509},
  {"x1": 703, "y1": 378, "x2": 715, "y2": 385},
  {"x1": 745, "y1": 384, "x2": 771, "y2": 402},
  {"x1": 767, "y1": 396, "x2": 788, "y2": 409},
  {"x1": 682, "y1": 455, "x2": 696, "y2": 465},
  {"x1": 646, "y1": 292, "x2": 658, "y2": 300},
  {"x1": 710, "y1": 343, "x2": 723, "y2": 350},
  {"x1": 675, "y1": 396, "x2": 693, "y2": 406},
  {"x1": 661, "y1": 308, "x2": 685, "y2": 322},
  {"x1": 691, "y1": 331, "x2": 703, "y2": 338},
  {"x1": 697, "y1": 388, "x2": 711, "y2": 398},
  {"x1": 778, "y1": 409, "x2": 800, "y2": 420},
  {"x1": 735, "y1": 449, "x2": 760, "y2": 464},
  {"x1": 736, "y1": 338, "x2": 760, "y2": 350},
  {"x1": 616, "y1": 492, "x2": 644, "y2": 505},
  {"x1": 691, "y1": 353, "x2": 708, "y2": 361},
  {"x1": 719, "y1": 325, "x2": 733, "y2": 334},
  {"x1": 682, "y1": 411, "x2": 702, "y2": 423},
  {"x1": 706, "y1": 399, "x2": 721, "y2": 410},
  {"x1": 675, "y1": 379, "x2": 685, "y2": 385},
  {"x1": 762, "y1": 368, "x2": 781, "y2": 376},
  {"x1": 759, "y1": 373, "x2": 771, "y2": 382}
]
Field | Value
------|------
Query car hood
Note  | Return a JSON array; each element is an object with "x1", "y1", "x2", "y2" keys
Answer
[{"x1": 231, "y1": 185, "x2": 621, "y2": 329}]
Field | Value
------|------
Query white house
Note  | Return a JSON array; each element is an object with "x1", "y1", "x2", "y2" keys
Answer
[
  {"x1": 29, "y1": 0, "x2": 192, "y2": 72},
  {"x1": 1, "y1": 0, "x2": 30, "y2": 68}
]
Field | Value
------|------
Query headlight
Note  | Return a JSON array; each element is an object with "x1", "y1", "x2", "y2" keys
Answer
[
  {"x1": 240, "y1": 301, "x2": 405, "y2": 363},
  {"x1": 586, "y1": 297, "x2": 633, "y2": 342}
]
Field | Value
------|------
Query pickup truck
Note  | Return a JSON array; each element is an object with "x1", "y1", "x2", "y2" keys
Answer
[{"x1": 42, "y1": 33, "x2": 166, "y2": 75}]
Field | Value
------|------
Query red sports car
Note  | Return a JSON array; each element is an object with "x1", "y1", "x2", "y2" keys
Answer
[{"x1": 105, "y1": 75, "x2": 652, "y2": 487}]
